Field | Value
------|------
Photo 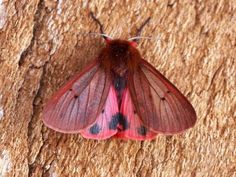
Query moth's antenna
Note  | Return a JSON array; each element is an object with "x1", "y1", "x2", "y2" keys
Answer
[
  {"x1": 90, "y1": 12, "x2": 111, "y2": 41},
  {"x1": 136, "y1": 17, "x2": 151, "y2": 37},
  {"x1": 128, "y1": 36, "x2": 152, "y2": 41},
  {"x1": 131, "y1": 17, "x2": 151, "y2": 43},
  {"x1": 89, "y1": 33, "x2": 113, "y2": 40}
]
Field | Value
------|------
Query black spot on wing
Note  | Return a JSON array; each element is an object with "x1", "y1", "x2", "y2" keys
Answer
[
  {"x1": 89, "y1": 124, "x2": 100, "y2": 134},
  {"x1": 137, "y1": 126, "x2": 147, "y2": 136},
  {"x1": 109, "y1": 114, "x2": 119, "y2": 130},
  {"x1": 109, "y1": 113, "x2": 129, "y2": 131},
  {"x1": 119, "y1": 114, "x2": 129, "y2": 131}
]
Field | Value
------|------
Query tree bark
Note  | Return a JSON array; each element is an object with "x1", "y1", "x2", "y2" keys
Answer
[{"x1": 0, "y1": 0, "x2": 235, "y2": 177}]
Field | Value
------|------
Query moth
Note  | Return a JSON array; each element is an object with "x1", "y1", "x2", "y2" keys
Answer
[{"x1": 43, "y1": 13, "x2": 197, "y2": 140}]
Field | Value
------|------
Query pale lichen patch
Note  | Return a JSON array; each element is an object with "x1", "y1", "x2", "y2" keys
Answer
[
  {"x1": 0, "y1": 95, "x2": 3, "y2": 120},
  {"x1": 0, "y1": 107, "x2": 3, "y2": 120},
  {"x1": 57, "y1": 0, "x2": 63, "y2": 15},
  {"x1": 0, "y1": 150, "x2": 12, "y2": 176},
  {"x1": 0, "y1": 0, "x2": 7, "y2": 29}
]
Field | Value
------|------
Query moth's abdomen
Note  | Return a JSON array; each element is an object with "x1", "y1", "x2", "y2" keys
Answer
[{"x1": 113, "y1": 75, "x2": 127, "y2": 107}]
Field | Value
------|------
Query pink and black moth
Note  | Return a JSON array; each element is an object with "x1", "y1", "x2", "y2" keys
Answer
[{"x1": 43, "y1": 13, "x2": 197, "y2": 140}]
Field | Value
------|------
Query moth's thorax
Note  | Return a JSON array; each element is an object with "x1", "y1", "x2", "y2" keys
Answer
[{"x1": 100, "y1": 39, "x2": 142, "y2": 76}]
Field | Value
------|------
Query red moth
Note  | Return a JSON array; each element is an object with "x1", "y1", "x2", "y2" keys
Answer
[{"x1": 43, "y1": 13, "x2": 197, "y2": 140}]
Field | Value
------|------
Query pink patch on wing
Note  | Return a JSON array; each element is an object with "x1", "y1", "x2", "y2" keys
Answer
[
  {"x1": 115, "y1": 89, "x2": 157, "y2": 140},
  {"x1": 80, "y1": 86, "x2": 119, "y2": 139}
]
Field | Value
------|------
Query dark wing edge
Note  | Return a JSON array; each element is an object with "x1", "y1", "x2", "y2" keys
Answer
[
  {"x1": 43, "y1": 60, "x2": 111, "y2": 133},
  {"x1": 128, "y1": 59, "x2": 197, "y2": 134}
]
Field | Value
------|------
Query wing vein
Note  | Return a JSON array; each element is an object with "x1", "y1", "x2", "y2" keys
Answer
[
  {"x1": 141, "y1": 67, "x2": 163, "y2": 99},
  {"x1": 54, "y1": 92, "x2": 71, "y2": 121},
  {"x1": 83, "y1": 84, "x2": 91, "y2": 126},
  {"x1": 140, "y1": 69, "x2": 162, "y2": 128},
  {"x1": 67, "y1": 98, "x2": 77, "y2": 129},
  {"x1": 95, "y1": 70, "x2": 107, "y2": 117}
]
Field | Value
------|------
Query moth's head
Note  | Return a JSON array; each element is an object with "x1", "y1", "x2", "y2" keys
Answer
[{"x1": 104, "y1": 39, "x2": 140, "y2": 60}]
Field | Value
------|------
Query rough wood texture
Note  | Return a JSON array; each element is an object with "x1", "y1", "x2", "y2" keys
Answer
[{"x1": 0, "y1": 1, "x2": 235, "y2": 177}]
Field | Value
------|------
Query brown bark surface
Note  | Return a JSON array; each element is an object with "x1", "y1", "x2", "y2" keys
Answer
[{"x1": 0, "y1": 1, "x2": 235, "y2": 177}]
